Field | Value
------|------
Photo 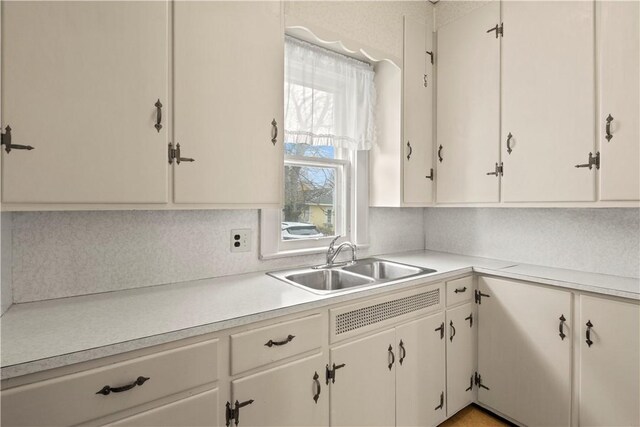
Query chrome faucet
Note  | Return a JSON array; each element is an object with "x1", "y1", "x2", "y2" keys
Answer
[{"x1": 325, "y1": 235, "x2": 357, "y2": 267}]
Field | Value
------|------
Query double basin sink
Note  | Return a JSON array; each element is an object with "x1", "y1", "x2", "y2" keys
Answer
[{"x1": 268, "y1": 258, "x2": 436, "y2": 294}]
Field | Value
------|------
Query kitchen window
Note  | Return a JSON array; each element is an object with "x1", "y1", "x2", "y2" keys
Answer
[{"x1": 261, "y1": 35, "x2": 376, "y2": 258}]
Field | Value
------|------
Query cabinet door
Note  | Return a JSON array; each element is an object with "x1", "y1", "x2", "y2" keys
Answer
[
  {"x1": 598, "y1": 1, "x2": 640, "y2": 201},
  {"x1": 330, "y1": 329, "x2": 396, "y2": 427},
  {"x1": 396, "y1": 313, "x2": 446, "y2": 427},
  {"x1": 403, "y1": 17, "x2": 433, "y2": 205},
  {"x1": 173, "y1": 1, "x2": 283, "y2": 205},
  {"x1": 477, "y1": 277, "x2": 572, "y2": 426},
  {"x1": 501, "y1": 1, "x2": 595, "y2": 202},
  {"x1": 579, "y1": 296, "x2": 640, "y2": 427},
  {"x1": 107, "y1": 389, "x2": 219, "y2": 427},
  {"x1": 446, "y1": 303, "x2": 476, "y2": 417},
  {"x1": 436, "y1": 2, "x2": 500, "y2": 203},
  {"x1": 1, "y1": 1, "x2": 169, "y2": 204},
  {"x1": 231, "y1": 354, "x2": 327, "y2": 427}
]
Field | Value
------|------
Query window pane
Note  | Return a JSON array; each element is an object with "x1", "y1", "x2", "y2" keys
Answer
[
  {"x1": 283, "y1": 164, "x2": 337, "y2": 240},
  {"x1": 284, "y1": 143, "x2": 335, "y2": 159}
]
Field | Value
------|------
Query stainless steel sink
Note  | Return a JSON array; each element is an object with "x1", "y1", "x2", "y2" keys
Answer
[
  {"x1": 343, "y1": 259, "x2": 433, "y2": 280},
  {"x1": 268, "y1": 258, "x2": 436, "y2": 294},
  {"x1": 285, "y1": 269, "x2": 375, "y2": 293}
]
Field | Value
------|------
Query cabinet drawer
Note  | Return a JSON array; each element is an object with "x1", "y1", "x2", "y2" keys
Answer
[
  {"x1": 1, "y1": 339, "x2": 218, "y2": 427},
  {"x1": 446, "y1": 276, "x2": 474, "y2": 306},
  {"x1": 106, "y1": 388, "x2": 219, "y2": 427},
  {"x1": 231, "y1": 315, "x2": 321, "y2": 375}
]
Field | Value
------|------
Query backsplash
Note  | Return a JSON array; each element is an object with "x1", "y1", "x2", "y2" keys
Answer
[
  {"x1": 3, "y1": 208, "x2": 424, "y2": 304},
  {"x1": 424, "y1": 208, "x2": 640, "y2": 278}
]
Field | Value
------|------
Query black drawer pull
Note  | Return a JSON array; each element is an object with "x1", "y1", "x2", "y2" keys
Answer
[
  {"x1": 312, "y1": 371, "x2": 321, "y2": 403},
  {"x1": 154, "y1": 99, "x2": 163, "y2": 132},
  {"x1": 388, "y1": 345, "x2": 395, "y2": 370},
  {"x1": 450, "y1": 320, "x2": 456, "y2": 342},
  {"x1": 586, "y1": 320, "x2": 594, "y2": 347},
  {"x1": 454, "y1": 287, "x2": 467, "y2": 293},
  {"x1": 559, "y1": 314, "x2": 567, "y2": 340},
  {"x1": 399, "y1": 340, "x2": 406, "y2": 365},
  {"x1": 96, "y1": 376, "x2": 149, "y2": 396},
  {"x1": 265, "y1": 334, "x2": 295, "y2": 347}
]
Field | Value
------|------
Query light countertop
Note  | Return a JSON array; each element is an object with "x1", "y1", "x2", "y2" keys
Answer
[{"x1": 1, "y1": 250, "x2": 638, "y2": 380}]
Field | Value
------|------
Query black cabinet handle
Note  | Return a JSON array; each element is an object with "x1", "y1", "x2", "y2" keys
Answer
[
  {"x1": 506, "y1": 132, "x2": 513, "y2": 154},
  {"x1": 465, "y1": 313, "x2": 473, "y2": 328},
  {"x1": 388, "y1": 345, "x2": 395, "y2": 370},
  {"x1": 435, "y1": 391, "x2": 444, "y2": 410},
  {"x1": 438, "y1": 145, "x2": 443, "y2": 162},
  {"x1": 454, "y1": 287, "x2": 467, "y2": 294},
  {"x1": 399, "y1": 340, "x2": 406, "y2": 365},
  {"x1": 450, "y1": 320, "x2": 456, "y2": 342},
  {"x1": 586, "y1": 320, "x2": 594, "y2": 347},
  {"x1": 271, "y1": 119, "x2": 278, "y2": 145},
  {"x1": 605, "y1": 114, "x2": 614, "y2": 142},
  {"x1": 312, "y1": 371, "x2": 321, "y2": 403},
  {"x1": 265, "y1": 334, "x2": 295, "y2": 347},
  {"x1": 435, "y1": 322, "x2": 444, "y2": 339},
  {"x1": 466, "y1": 375, "x2": 473, "y2": 391},
  {"x1": 154, "y1": 99, "x2": 162, "y2": 132},
  {"x1": 559, "y1": 314, "x2": 567, "y2": 340},
  {"x1": 96, "y1": 376, "x2": 149, "y2": 396},
  {"x1": 406, "y1": 141, "x2": 413, "y2": 161}
]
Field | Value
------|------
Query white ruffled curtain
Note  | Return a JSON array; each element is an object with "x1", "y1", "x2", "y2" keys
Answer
[{"x1": 284, "y1": 36, "x2": 377, "y2": 151}]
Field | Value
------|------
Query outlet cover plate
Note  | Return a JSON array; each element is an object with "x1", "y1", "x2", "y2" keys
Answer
[{"x1": 230, "y1": 229, "x2": 251, "y2": 253}]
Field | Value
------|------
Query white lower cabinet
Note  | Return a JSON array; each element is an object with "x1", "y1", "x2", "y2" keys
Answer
[
  {"x1": 477, "y1": 276, "x2": 572, "y2": 426},
  {"x1": 329, "y1": 312, "x2": 446, "y2": 427},
  {"x1": 579, "y1": 296, "x2": 640, "y2": 427},
  {"x1": 107, "y1": 388, "x2": 219, "y2": 427},
  {"x1": 446, "y1": 302, "x2": 476, "y2": 417},
  {"x1": 396, "y1": 314, "x2": 446, "y2": 427},
  {"x1": 329, "y1": 329, "x2": 397, "y2": 427},
  {"x1": 230, "y1": 354, "x2": 328, "y2": 427}
]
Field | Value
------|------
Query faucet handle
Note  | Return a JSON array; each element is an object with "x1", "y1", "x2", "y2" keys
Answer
[{"x1": 328, "y1": 235, "x2": 341, "y2": 252}]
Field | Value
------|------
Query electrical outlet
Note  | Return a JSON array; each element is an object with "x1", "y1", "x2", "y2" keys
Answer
[{"x1": 230, "y1": 229, "x2": 251, "y2": 253}]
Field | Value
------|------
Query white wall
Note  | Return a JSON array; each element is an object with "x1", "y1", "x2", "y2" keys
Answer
[
  {"x1": 8, "y1": 208, "x2": 424, "y2": 303},
  {"x1": 434, "y1": 0, "x2": 493, "y2": 30},
  {"x1": 285, "y1": 1, "x2": 433, "y2": 59},
  {"x1": 424, "y1": 208, "x2": 640, "y2": 278}
]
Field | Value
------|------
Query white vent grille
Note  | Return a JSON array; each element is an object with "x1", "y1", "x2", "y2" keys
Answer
[{"x1": 335, "y1": 289, "x2": 440, "y2": 335}]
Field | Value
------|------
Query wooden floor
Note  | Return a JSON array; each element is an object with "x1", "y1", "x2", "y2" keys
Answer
[{"x1": 439, "y1": 404, "x2": 513, "y2": 427}]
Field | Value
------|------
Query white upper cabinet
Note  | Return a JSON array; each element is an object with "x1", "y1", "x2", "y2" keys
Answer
[
  {"x1": 436, "y1": 2, "x2": 501, "y2": 204},
  {"x1": 598, "y1": 1, "x2": 640, "y2": 201},
  {"x1": 501, "y1": 1, "x2": 596, "y2": 202},
  {"x1": 1, "y1": 1, "x2": 169, "y2": 204},
  {"x1": 172, "y1": 1, "x2": 283, "y2": 206},
  {"x1": 403, "y1": 16, "x2": 434, "y2": 205}
]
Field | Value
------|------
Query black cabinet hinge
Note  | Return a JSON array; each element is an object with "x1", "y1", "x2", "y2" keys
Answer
[
  {"x1": 325, "y1": 363, "x2": 346, "y2": 385},
  {"x1": 486, "y1": 162, "x2": 504, "y2": 177},
  {"x1": 487, "y1": 23, "x2": 504, "y2": 38},
  {"x1": 426, "y1": 50, "x2": 434, "y2": 64},
  {"x1": 225, "y1": 400, "x2": 254, "y2": 427},
  {"x1": 575, "y1": 152, "x2": 600, "y2": 170},
  {"x1": 1, "y1": 126, "x2": 35, "y2": 153},
  {"x1": 475, "y1": 289, "x2": 490, "y2": 304},
  {"x1": 168, "y1": 142, "x2": 195, "y2": 165},
  {"x1": 475, "y1": 372, "x2": 490, "y2": 390}
]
